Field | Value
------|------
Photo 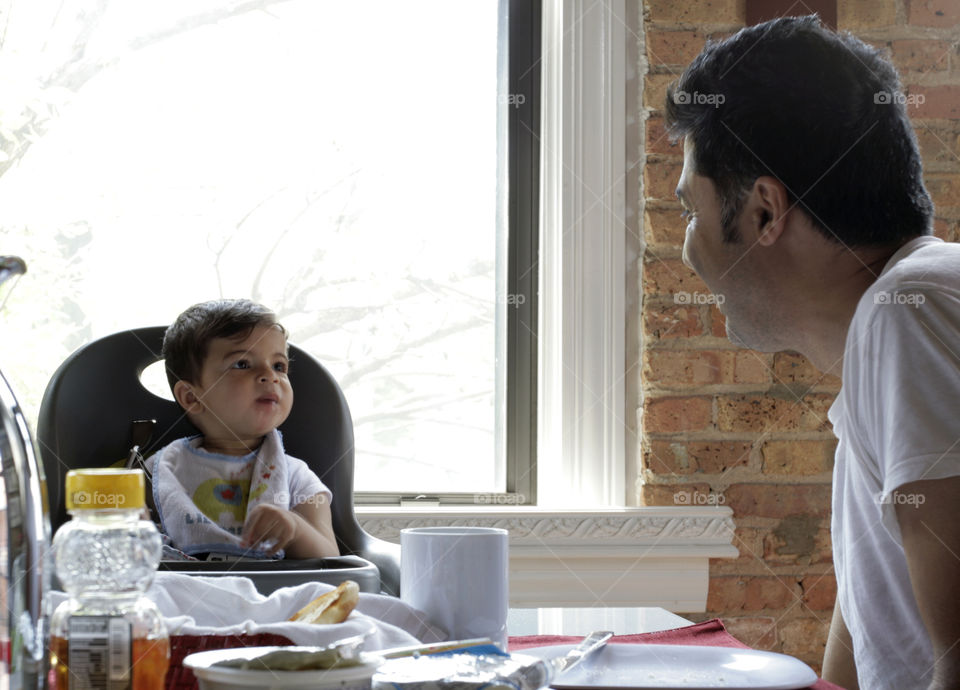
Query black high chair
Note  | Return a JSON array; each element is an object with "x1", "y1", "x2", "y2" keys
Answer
[{"x1": 37, "y1": 326, "x2": 400, "y2": 596}]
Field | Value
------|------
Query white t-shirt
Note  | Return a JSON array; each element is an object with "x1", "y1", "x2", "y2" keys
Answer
[{"x1": 829, "y1": 235, "x2": 960, "y2": 689}]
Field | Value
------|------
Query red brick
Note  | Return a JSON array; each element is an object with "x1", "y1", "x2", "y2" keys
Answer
[
  {"x1": 734, "y1": 350, "x2": 772, "y2": 384},
  {"x1": 716, "y1": 393, "x2": 834, "y2": 433},
  {"x1": 728, "y1": 525, "x2": 766, "y2": 564},
  {"x1": 645, "y1": 74, "x2": 677, "y2": 113},
  {"x1": 645, "y1": 441, "x2": 689, "y2": 474},
  {"x1": 891, "y1": 39, "x2": 951, "y2": 73},
  {"x1": 763, "y1": 514, "x2": 824, "y2": 564},
  {"x1": 906, "y1": 0, "x2": 960, "y2": 27},
  {"x1": 710, "y1": 304, "x2": 727, "y2": 338},
  {"x1": 647, "y1": 30, "x2": 707, "y2": 67},
  {"x1": 644, "y1": 160, "x2": 683, "y2": 201},
  {"x1": 643, "y1": 302, "x2": 704, "y2": 340},
  {"x1": 938, "y1": 219, "x2": 958, "y2": 242},
  {"x1": 926, "y1": 173, "x2": 960, "y2": 209},
  {"x1": 646, "y1": 117, "x2": 681, "y2": 157},
  {"x1": 643, "y1": 257, "x2": 709, "y2": 296},
  {"x1": 708, "y1": 575, "x2": 801, "y2": 612},
  {"x1": 646, "y1": 440, "x2": 752, "y2": 474},
  {"x1": 812, "y1": 522, "x2": 833, "y2": 564},
  {"x1": 640, "y1": 481, "x2": 711, "y2": 507},
  {"x1": 721, "y1": 616, "x2": 778, "y2": 651},
  {"x1": 690, "y1": 441, "x2": 754, "y2": 473},
  {"x1": 645, "y1": 349, "x2": 727, "y2": 386},
  {"x1": 766, "y1": 518, "x2": 834, "y2": 565},
  {"x1": 645, "y1": 349, "x2": 772, "y2": 387},
  {"x1": 762, "y1": 516, "x2": 834, "y2": 565},
  {"x1": 724, "y1": 483, "x2": 832, "y2": 519},
  {"x1": 761, "y1": 439, "x2": 836, "y2": 475},
  {"x1": 914, "y1": 125, "x2": 960, "y2": 166},
  {"x1": 909, "y1": 85, "x2": 960, "y2": 120},
  {"x1": 644, "y1": 396, "x2": 713, "y2": 433},
  {"x1": 772, "y1": 352, "x2": 841, "y2": 387},
  {"x1": 645, "y1": 205, "x2": 686, "y2": 246},
  {"x1": 933, "y1": 218, "x2": 953, "y2": 241},
  {"x1": 779, "y1": 617, "x2": 830, "y2": 672},
  {"x1": 839, "y1": 0, "x2": 897, "y2": 29},
  {"x1": 646, "y1": 0, "x2": 742, "y2": 24},
  {"x1": 801, "y1": 574, "x2": 837, "y2": 611}
]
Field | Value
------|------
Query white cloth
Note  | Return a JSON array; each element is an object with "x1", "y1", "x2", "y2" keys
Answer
[
  {"x1": 47, "y1": 572, "x2": 445, "y2": 649},
  {"x1": 152, "y1": 430, "x2": 330, "y2": 558},
  {"x1": 829, "y1": 235, "x2": 960, "y2": 689}
]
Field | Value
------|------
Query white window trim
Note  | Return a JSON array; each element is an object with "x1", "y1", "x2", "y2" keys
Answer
[
  {"x1": 358, "y1": 0, "x2": 739, "y2": 611},
  {"x1": 358, "y1": 506, "x2": 737, "y2": 610},
  {"x1": 538, "y1": 0, "x2": 626, "y2": 508}
]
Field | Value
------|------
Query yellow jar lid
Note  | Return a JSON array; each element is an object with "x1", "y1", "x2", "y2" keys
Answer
[{"x1": 65, "y1": 468, "x2": 145, "y2": 511}]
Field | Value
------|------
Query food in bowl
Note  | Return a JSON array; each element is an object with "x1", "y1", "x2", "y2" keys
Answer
[
  {"x1": 184, "y1": 645, "x2": 382, "y2": 690},
  {"x1": 214, "y1": 646, "x2": 362, "y2": 671}
]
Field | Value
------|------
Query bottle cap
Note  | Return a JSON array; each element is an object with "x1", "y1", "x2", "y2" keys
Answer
[{"x1": 65, "y1": 468, "x2": 146, "y2": 511}]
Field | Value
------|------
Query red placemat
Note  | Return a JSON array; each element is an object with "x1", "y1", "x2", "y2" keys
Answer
[
  {"x1": 508, "y1": 619, "x2": 843, "y2": 690},
  {"x1": 166, "y1": 632, "x2": 293, "y2": 690}
]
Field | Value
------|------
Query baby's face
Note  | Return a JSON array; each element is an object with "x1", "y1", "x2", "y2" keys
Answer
[{"x1": 189, "y1": 324, "x2": 293, "y2": 452}]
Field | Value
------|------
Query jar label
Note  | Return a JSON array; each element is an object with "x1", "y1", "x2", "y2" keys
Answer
[{"x1": 67, "y1": 616, "x2": 132, "y2": 690}]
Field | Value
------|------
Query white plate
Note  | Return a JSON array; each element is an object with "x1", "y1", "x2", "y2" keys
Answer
[
  {"x1": 520, "y1": 643, "x2": 819, "y2": 690},
  {"x1": 184, "y1": 646, "x2": 382, "y2": 689}
]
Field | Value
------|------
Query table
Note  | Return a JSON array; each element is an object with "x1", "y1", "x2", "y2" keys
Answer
[{"x1": 507, "y1": 607, "x2": 693, "y2": 637}]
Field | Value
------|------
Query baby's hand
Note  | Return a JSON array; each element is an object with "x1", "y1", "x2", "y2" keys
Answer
[{"x1": 241, "y1": 503, "x2": 298, "y2": 555}]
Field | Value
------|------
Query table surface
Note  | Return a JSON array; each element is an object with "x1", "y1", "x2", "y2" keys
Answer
[{"x1": 507, "y1": 607, "x2": 693, "y2": 637}]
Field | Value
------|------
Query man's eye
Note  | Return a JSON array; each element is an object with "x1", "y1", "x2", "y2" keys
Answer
[{"x1": 232, "y1": 359, "x2": 250, "y2": 369}]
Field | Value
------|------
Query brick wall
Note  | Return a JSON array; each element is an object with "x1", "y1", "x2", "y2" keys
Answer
[{"x1": 636, "y1": 0, "x2": 960, "y2": 673}]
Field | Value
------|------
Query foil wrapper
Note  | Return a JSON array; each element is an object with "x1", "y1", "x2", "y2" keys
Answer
[{"x1": 373, "y1": 650, "x2": 553, "y2": 690}]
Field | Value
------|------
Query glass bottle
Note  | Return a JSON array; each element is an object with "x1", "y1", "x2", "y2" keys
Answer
[{"x1": 48, "y1": 469, "x2": 169, "y2": 689}]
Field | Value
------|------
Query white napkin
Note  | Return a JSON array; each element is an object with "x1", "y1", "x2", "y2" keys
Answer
[{"x1": 47, "y1": 572, "x2": 446, "y2": 650}]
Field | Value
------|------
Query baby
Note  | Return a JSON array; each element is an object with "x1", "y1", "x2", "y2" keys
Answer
[{"x1": 151, "y1": 298, "x2": 339, "y2": 560}]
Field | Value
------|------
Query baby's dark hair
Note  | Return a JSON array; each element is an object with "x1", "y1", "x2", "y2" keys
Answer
[{"x1": 162, "y1": 299, "x2": 286, "y2": 392}]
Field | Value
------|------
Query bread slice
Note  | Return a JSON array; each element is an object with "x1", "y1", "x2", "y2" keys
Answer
[{"x1": 289, "y1": 580, "x2": 360, "y2": 624}]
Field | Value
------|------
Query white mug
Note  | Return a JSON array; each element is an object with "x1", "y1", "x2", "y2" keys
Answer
[{"x1": 400, "y1": 526, "x2": 509, "y2": 649}]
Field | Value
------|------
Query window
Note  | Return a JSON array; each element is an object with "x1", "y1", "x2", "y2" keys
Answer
[{"x1": 0, "y1": 0, "x2": 538, "y2": 503}]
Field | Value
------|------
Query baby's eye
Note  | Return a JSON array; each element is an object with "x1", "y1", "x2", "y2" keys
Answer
[
  {"x1": 273, "y1": 361, "x2": 288, "y2": 373},
  {"x1": 231, "y1": 359, "x2": 250, "y2": 370}
]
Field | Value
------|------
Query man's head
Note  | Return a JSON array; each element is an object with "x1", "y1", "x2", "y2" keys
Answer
[
  {"x1": 163, "y1": 299, "x2": 292, "y2": 450},
  {"x1": 665, "y1": 14, "x2": 933, "y2": 247}
]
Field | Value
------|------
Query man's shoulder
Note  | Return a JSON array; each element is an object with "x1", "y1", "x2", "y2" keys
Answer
[
  {"x1": 877, "y1": 236, "x2": 960, "y2": 292},
  {"x1": 855, "y1": 237, "x2": 960, "y2": 327}
]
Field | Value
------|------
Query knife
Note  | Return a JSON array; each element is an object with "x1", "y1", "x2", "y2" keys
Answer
[{"x1": 551, "y1": 630, "x2": 614, "y2": 675}]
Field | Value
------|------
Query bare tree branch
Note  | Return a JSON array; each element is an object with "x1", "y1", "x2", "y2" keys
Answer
[
  {"x1": 0, "y1": 0, "x2": 292, "y2": 178},
  {"x1": 338, "y1": 318, "x2": 488, "y2": 388}
]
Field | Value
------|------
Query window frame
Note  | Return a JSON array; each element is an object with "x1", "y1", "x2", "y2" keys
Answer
[{"x1": 355, "y1": 0, "x2": 541, "y2": 506}]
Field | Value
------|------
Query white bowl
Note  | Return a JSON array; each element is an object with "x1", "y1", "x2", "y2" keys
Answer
[{"x1": 183, "y1": 646, "x2": 383, "y2": 690}]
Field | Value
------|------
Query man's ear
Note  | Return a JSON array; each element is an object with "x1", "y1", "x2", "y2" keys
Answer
[
  {"x1": 173, "y1": 380, "x2": 202, "y2": 414},
  {"x1": 748, "y1": 176, "x2": 790, "y2": 247}
]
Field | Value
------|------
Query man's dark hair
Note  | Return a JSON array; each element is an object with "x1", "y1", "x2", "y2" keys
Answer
[
  {"x1": 162, "y1": 299, "x2": 286, "y2": 391},
  {"x1": 665, "y1": 14, "x2": 933, "y2": 245}
]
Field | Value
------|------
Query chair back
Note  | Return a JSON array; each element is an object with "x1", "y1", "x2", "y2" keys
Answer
[{"x1": 37, "y1": 326, "x2": 400, "y2": 594}]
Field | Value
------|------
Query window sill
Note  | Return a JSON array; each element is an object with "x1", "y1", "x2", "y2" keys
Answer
[{"x1": 356, "y1": 506, "x2": 737, "y2": 611}]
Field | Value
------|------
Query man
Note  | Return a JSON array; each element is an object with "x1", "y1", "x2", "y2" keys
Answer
[{"x1": 665, "y1": 15, "x2": 960, "y2": 690}]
